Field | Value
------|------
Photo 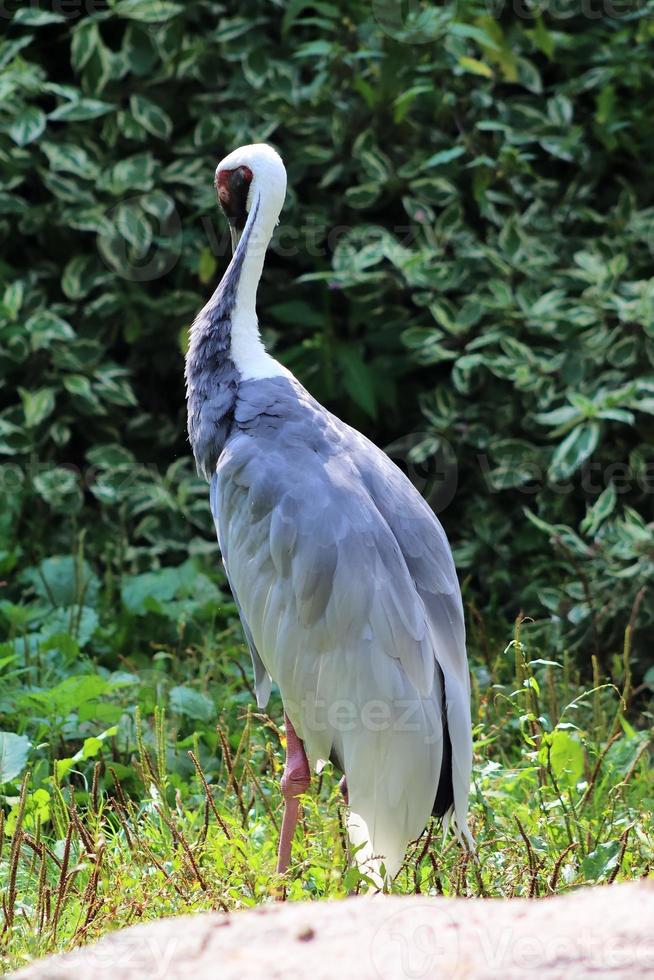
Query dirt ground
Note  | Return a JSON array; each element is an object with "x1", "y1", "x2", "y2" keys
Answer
[{"x1": 13, "y1": 879, "x2": 654, "y2": 979}]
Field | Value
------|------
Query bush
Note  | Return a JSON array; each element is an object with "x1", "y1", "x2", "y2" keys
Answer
[{"x1": 1, "y1": 1, "x2": 653, "y2": 675}]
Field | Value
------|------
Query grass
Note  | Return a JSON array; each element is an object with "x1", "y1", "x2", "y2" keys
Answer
[{"x1": 1, "y1": 585, "x2": 652, "y2": 975}]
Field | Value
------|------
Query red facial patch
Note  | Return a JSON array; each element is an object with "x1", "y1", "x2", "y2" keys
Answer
[
  {"x1": 215, "y1": 165, "x2": 253, "y2": 202},
  {"x1": 216, "y1": 168, "x2": 231, "y2": 206},
  {"x1": 215, "y1": 166, "x2": 253, "y2": 228}
]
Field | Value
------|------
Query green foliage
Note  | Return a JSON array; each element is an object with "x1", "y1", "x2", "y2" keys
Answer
[
  {"x1": 1, "y1": 3, "x2": 653, "y2": 971},
  {"x1": 0, "y1": 614, "x2": 651, "y2": 971},
  {"x1": 1, "y1": 1, "x2": 653, "y2": 664}
]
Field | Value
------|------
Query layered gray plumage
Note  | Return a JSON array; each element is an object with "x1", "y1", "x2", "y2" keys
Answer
[
  {"x1": 186, "y1": 143, "x2": 473, "y2": 880},
  {"x1": 203, "y1": 374, "x2": 472, "y2": 875}
]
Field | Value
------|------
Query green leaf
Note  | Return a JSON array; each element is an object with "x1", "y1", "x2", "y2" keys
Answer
[
  {"x1": 25, "y1": 310, "x2": 75, "y2": 348},
  {"x1": 62, "y1": 255, "x2": 105, "y2": 299},
  {"x1": 64, "y1": 374, "x2": 102, "y2": 412},
  {"x1": 531, "y1": 16, "x2": 554, "y2": 59},
  {"x1": 19, "y1": 387, "x2": 56, "y2": 427},
  {"x1": 533, "y1": 405, "x2": 581, "y2": 428},
  {"x1": 49, "y1": 99, "x2": 115, "y2": 121},
  {"x1": 0, "y1": 732, "x2": 31, "y2": 784},
  {"x1": 0, "y1": 36, "x2": 34, "y2": 71},
  {"x1": 449, "y1": 23, "x2": 500, "y2": 51},
  {"x1": 548, "y1": 94, "x2": 573, "y2": 126},
  {"x1": 25, "y1": 555, "x2": 100, "y2": 607},
  {"x1": 112, "y1": 0, "x2": 184, "y2": 22},
  {"x1": 9, "y1": 106, "x2": 46, "y2": 146},
  {"x1": 548, "y1": 423, "x2": 600, "y2": 481},
  {"x1": 140, "y1": 189, "x2": 175, "y2": 220},
  {"x1": 344, "y1": 182, "x2": 380, "y2": 209},
  {"x1": 516, "y1": 56, "x2": 542, "y2": 93},
  {"x1": 129, "y1": 95, "x2": 172, "y2": 139},
  {"x1": 458, "y1": 56, "x2": 493, "y2": 78},
  {"x1": 422, "y1": 146, "x2": 465, "y2": 169},
  {"x1": 595, "y1": 408, "x2": 634, "y2": 425},
  {"x1": 3, "y1": 280, "x2": 24, "y2": 319},
  {"x1": 539, "y1": 730, "x2": 584, "y2": 790},
  {"x1": 580, "y1": 483, "x2": 617, "y2": 535},
  {"x1": 40, "y1": 606, "x2": 99, "y2": 646},
  {"x1": 32, "y1": 466, "x2": 82, "y2": 514},
  {"x1": 358, "y1": 149, "x2": 390, "y2": 183},
  {"x1": 101, "y1": 153, "x2": 156, "y2": 193},
  {"x1": 94, "y1": 368, "x2": 137, "y2": 406},
  {"x1": 81, "y1": 737, "x2": 103, "y2": 760},
  {"x1": 293, "y1": 39, "x2": 335, "y2": 58},
  {"x1": 5, "y1": 788, "x2": 50, "y2": 835},
  {"x1": 13, "y1": 9, "x2": 66, "y2": 24},
  {"x1": 113, "y1": 201, "x2": 153, "y2": 251},
  {"x1": 41, "y1": 141, "x2": 99, "y2": 180},
  {"x1": 20, "y1": 675, "x2": 109, "y2": 716},
  {"x1": 121, "y1": 567, "x2": 183, "y2": 615},
  {"x1": 161, "y1": 157, "x2": 205, "y2": 185},
  {"x1": 87, "y1": 443, "x2": 136, "y2": 469},
  {"x1": 581, "y1": 841, "x2": 621, "y2": 883},
  {"x1": 71, "y1": 20, "x2": 99, "y2": 71},
  {"x1": 169, "y1": 685, "x2": 215, "y2": 722}
]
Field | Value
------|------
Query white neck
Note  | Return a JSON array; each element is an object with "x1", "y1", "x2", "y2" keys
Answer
[
  {"x1": 216, "y1": 145, "x2": 290, "y2": 382},
  {"x1": 230, "y1": 193, "x2": 289, "y2": 381}
]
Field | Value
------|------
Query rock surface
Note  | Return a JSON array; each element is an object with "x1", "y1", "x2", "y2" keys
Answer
[{"x1": 13, "y1": 880, "x2": 654, "y2": 979}]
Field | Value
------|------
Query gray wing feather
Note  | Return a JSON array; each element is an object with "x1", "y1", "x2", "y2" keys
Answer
[
  {"x1": 210, "y1": 475, "x2": 272, "y2": 709},
  {"x1": 213, "y1": 376, "x2": 473, "y2": 872},
  {"x1": 219, "y1": 431, "x2": 434, "y2": 691},
  {"x1": 360, "y1": 447, "x2": 473, "y2": 825}
]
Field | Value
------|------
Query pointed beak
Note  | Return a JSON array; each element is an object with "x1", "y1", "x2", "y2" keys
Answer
[{"x1": 230, "y1": 226, "x2": 242, "y2": 252}]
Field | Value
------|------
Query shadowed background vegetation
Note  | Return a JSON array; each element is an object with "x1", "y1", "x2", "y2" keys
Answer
[{"x1": 0, "y1": 0, "x2": 652, "y2": 970}]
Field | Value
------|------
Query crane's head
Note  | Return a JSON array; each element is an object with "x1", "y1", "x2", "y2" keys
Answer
[{"x1": 215, "y1": 143, "x2": 287, "y2": 250}]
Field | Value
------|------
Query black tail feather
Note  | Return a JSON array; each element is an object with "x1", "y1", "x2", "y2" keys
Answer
[{"x1": 432, "y1": 679, "x2": 453, "y2": 818}]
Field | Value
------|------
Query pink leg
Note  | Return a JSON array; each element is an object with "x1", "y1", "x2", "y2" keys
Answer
[{"x1": 276, "y1": 713, "x2": 311, "y2": 880}]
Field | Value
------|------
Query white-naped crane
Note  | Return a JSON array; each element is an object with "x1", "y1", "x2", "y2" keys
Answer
[{"x1": 185, "y1": 143, "x2": 474, "y2": 887}]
